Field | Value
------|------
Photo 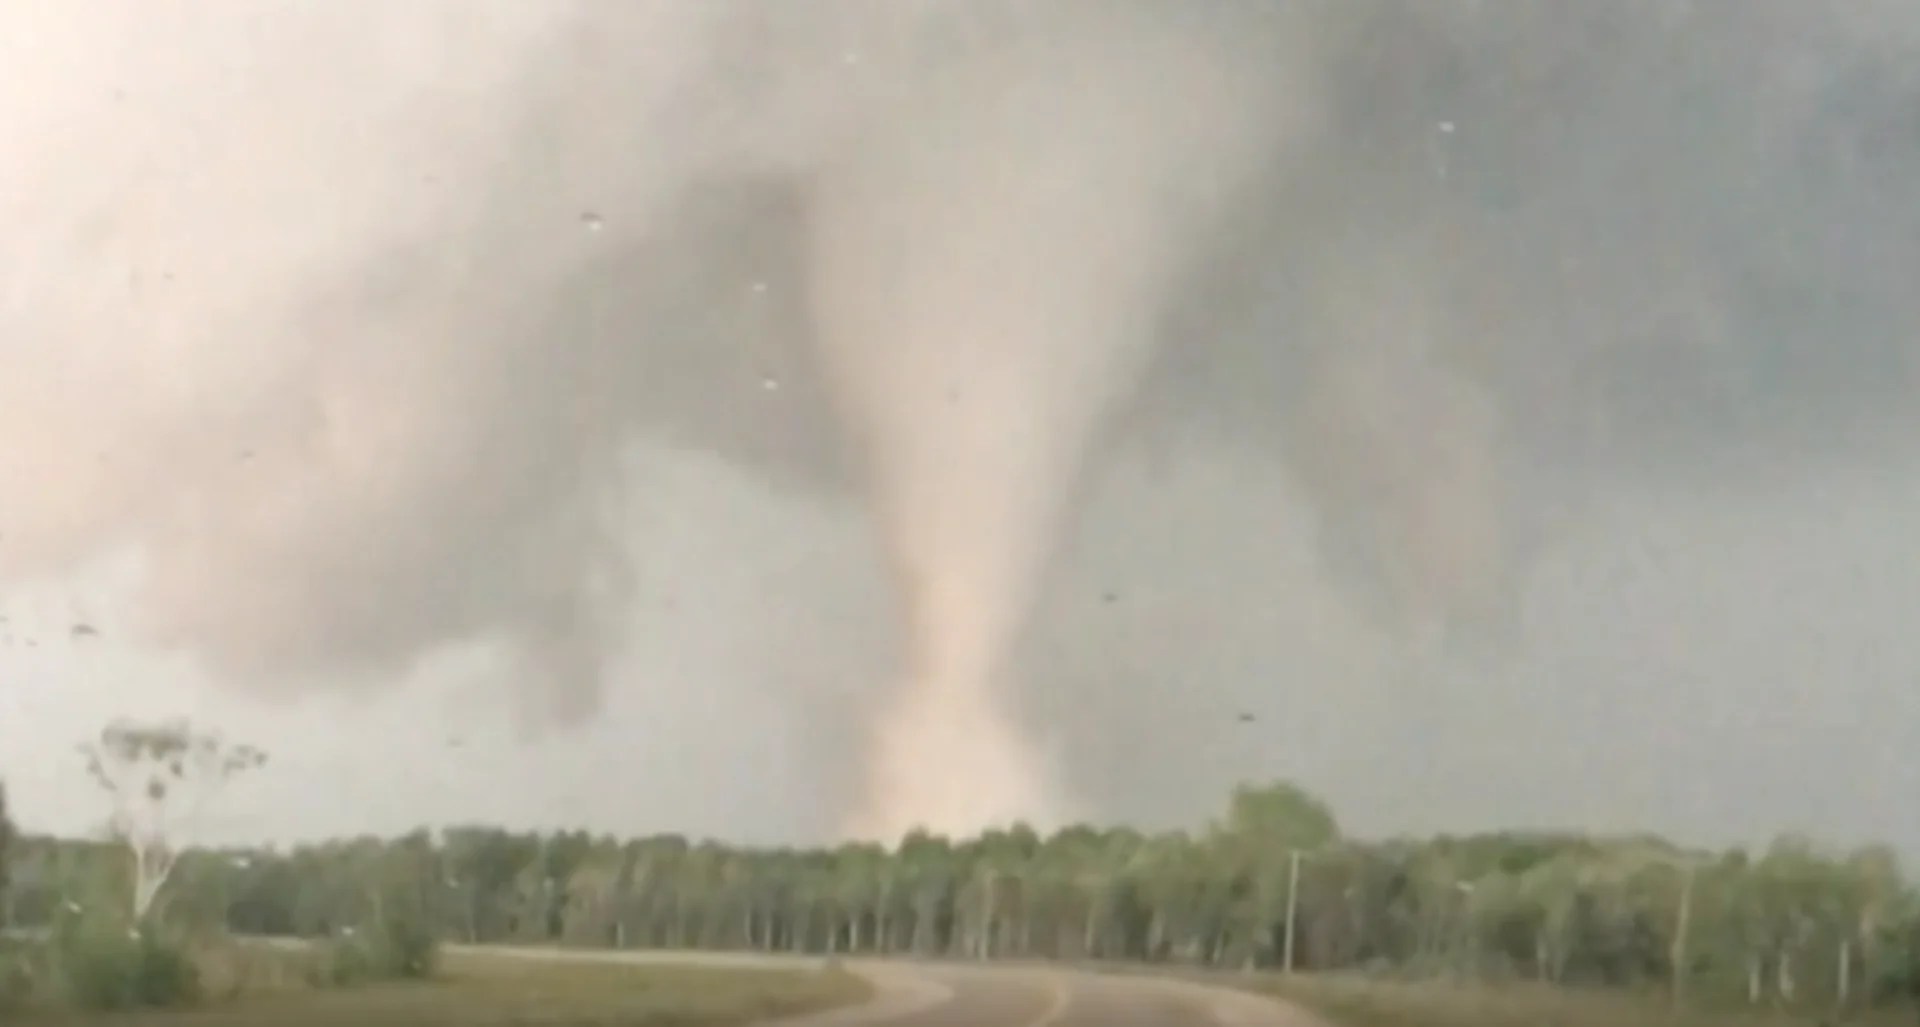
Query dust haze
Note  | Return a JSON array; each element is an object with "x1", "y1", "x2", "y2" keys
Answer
[{"x1": 1, "y1": 2, "x2": 1917, "y2": 843}]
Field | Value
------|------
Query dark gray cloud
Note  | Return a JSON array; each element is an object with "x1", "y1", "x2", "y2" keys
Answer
[{"x1": 2, "y1": 0, "x2": 1915, "y2": 840}]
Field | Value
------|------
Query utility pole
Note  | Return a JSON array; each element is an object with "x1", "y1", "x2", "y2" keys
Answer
[
  {"x1": 1670, "y1": 862, "x2": 1695, "y2": 1010},
  {"x1": 1281, "y1": 849, "x2": 1303, "y2": 975}
]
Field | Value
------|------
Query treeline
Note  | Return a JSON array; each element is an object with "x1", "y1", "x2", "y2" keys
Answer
[
  {"x1": 6, "y1": 778, "x2": 1917, "y2": 1016},
  {"x1": 0, "y1": 775, "x2": 437, "y2": 1012}
]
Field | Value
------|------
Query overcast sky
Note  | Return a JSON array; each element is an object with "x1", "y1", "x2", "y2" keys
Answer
[
  {"x1": 6, "y1": 437, "x2": 1916, "y2": 853},
  {"x1": 1, "y1": 1, "x2": 1916, "y2": 854}
]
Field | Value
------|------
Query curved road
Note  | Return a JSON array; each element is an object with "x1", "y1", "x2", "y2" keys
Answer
[
  {"x1": 489, "y1": 948, "x2": 1329, "y2": 1026},
  {"x1": 795, "y1": 960, "x2": 1329, "y2": 1027}
]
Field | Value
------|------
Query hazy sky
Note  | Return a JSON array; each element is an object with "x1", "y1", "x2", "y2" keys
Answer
[
  {"x1": 6, "y1": 439, "x2": 1918, "y2": 853},
  {"x1": 2, "y1": 1, "x2": 1917, "y2": 853}
]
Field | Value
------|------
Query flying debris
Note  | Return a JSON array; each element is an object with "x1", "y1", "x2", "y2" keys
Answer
[
  {"x1": 71, "y1": 622, "x2": 100, "y2": 639},
  {"x1": 0, "y1": 0, "x2": 1912, "y2": 843}
]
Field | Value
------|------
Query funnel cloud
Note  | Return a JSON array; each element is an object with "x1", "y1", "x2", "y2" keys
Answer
[{"x1": 2, "y1": 1, "x2": 1916, "y2": 842}]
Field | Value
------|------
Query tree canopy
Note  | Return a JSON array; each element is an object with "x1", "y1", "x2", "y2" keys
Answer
[
  {"x1": 78, "y1": 719, "x2": 268, "y2": 921},
  {"x1": 5, "y1": 775, "x2": 1914, "y2": 1017},
  {"x1": 0, "y1": 779, "x2": 13, "y2": 917}
]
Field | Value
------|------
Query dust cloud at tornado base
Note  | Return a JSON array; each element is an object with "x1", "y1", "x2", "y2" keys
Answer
[
  {"x1": 801, "y1": 13, "x2": 1319, "y2": 838},
  {"x1": 1, "y1": 2, "x2": 1917, "y2": 841}
]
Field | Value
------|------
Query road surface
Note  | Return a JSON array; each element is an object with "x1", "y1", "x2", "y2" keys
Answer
[
  {"x1": 801, "y1": 961, "x2": 1331, "y2": 1027},
  {"x1": 487, "y1": 948, "x2": 1330, "y2": 1026}
]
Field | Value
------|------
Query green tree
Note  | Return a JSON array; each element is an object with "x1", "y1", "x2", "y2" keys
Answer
[
  {"x1": 79, "y1": 719, "x2": 267, "y2": 922},
  {"x1": 0, "y1": 779, "x2": 14, "y2": 926},
  {"x1": 1, "y1": 773, "x2": 1913, "y2": 1017}
]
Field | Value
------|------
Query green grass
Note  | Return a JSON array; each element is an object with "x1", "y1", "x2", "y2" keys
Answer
[
  {"x1": 9, "y1": 948, "x2": 872, "y2": 1026},
  {"x1": 1244, "y1": 973, "x2": 1911, "y2": 1027}
]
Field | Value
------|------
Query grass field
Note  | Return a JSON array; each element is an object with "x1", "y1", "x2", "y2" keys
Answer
[
  {"x1": 1249, "y1": 973, "x2": 1911, "y2": 1027},
  {"x1": 9, "y1": 948, "x2": 872, "y2": 1026}
]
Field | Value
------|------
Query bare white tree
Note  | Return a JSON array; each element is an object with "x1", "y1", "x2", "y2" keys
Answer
[{"x1": 79, "y1": 719, "x2": 267, "y2": 921}]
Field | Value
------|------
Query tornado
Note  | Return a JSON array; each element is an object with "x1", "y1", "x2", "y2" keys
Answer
[
  {"x1": 4, "y1": 0, "x2": 1914, "y2": 843},
  {"x1": 802, "y1": 16, "x2": 1316, "y2": 840}
]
